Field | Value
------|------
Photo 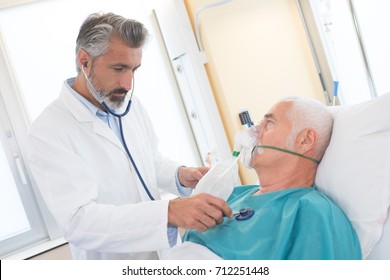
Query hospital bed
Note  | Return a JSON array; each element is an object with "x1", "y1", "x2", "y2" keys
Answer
[{"x1": 165, "y1": 92, "x2": 390, "y2": 260}]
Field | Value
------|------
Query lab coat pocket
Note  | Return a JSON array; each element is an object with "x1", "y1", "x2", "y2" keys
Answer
[{"x1": 134, "y1": 139, "x2": 159, "y2": 198}]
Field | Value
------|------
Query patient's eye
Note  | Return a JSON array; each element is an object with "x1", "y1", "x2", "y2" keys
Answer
[
  {"x1": 264, "y1": 119, "x2": 274, "y2": 130},
  {"x1": 257, "y1": 120, "x2": 265, "y2": 130}
]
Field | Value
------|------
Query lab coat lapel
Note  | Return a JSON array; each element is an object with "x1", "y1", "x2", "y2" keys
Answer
[
  {"x1": 59, "y1": 83, "x2": 157, "y2": 202},
  {"x1": 59, "y1": 83, "x2": 124, "y2": 151}
]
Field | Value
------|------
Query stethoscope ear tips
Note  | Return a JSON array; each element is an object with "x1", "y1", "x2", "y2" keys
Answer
[{"x1": 234, "y1": 208, "x2": 255, "y2": 221}]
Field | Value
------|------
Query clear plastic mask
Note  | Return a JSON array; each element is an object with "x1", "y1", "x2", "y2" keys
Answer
[{"x1": 233, "y1": 127, "x2": 258, "y2": 169}]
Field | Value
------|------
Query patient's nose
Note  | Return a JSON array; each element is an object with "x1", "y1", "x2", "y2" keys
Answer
[{"x1": 254, "y1": 122, "x2": 264, "y2": 139}]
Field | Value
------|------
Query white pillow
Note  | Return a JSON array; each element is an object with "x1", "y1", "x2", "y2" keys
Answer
[{"x1": 315, "y1": 92, "x2": 390, "y2": 259}]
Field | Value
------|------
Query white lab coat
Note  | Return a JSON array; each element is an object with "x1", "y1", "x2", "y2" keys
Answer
[{"x1": 28, "y1": 81, "x2": 183, "y2": 259}]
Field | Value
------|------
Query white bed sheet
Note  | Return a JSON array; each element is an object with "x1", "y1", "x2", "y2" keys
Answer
[{"x1": 163, "y1": 242, "x2": 222, "y2": 260}]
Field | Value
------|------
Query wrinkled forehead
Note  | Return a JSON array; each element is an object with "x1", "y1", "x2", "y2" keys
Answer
[{"x1": 266, "y1": 101, "x2": 293, "y2": 120}]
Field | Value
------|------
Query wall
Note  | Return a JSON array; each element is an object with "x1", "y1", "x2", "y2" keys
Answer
[{"x1": 184, "y1": 0, "x2": 325, "y2": 184}]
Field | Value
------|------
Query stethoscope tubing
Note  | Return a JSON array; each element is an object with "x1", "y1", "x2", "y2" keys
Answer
[
  {"x1": 116, "y1": 112, "x2": 155, "y2": 201},
  {"x1": 82, "y1": 65, "x2": 154, "y2": 200}
]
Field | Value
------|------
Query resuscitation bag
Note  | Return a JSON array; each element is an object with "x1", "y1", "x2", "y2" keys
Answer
[
  {"x1": 192, "y1": 156, "x2": 239, "y2": 201},
  {"x1": 193, "y1": 126, "x2": 257, "y2": 200}
]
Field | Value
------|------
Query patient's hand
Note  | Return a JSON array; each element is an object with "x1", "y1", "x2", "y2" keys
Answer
[{"x1": 168, "y1": 193, "x2": 232, "y2": 232}]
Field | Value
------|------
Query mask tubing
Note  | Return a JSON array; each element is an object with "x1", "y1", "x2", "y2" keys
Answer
[{"x1": 253, "y1": 145, "x2": 320, "y2": 165}]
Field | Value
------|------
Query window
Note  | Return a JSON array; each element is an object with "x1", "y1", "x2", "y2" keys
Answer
[
  {"x1": 298, "y1": 0, "x2": 390, "y2": 105},
  {"x1": 0, "y1": 35, "x2": 53, "y2": 258},
  {"x1": 0, "y1": 137, "x2": 30, "y2": 242}
]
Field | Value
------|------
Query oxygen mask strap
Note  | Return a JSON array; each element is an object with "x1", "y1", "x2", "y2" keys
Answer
[{"x1": 252, "y1": 145, "x2": 320, "y2": 165}]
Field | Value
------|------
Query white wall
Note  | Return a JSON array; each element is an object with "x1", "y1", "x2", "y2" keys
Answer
[{"x1": 185, "y1": 0, "x2": 325, "y2": 183}]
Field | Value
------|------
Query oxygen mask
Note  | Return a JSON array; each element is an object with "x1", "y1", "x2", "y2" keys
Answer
[{"x1": 233, "y1": 127, "x2": 258, "y2": 169}]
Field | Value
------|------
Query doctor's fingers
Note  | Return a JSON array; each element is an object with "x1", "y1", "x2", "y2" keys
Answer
[
  {"x1": 189, "y1": 194, "x2": 232, "y2": 230},
  {"x1": 178, "y1": 166, "x2": 210, "y2": 189},
  {"x1": 168, "y1": 194, "x2": 231, "y2": 231},
  {"x1": 201, "y1": 193, "x2": 233, "y2": 219}
]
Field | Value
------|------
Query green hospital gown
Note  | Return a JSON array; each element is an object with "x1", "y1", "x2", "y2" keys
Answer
[{"x1": 183, "y1": 185, "x2": 362, "y2": 260}]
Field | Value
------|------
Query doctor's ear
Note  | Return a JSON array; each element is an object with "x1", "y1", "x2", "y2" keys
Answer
[{"x1": 77, "y1": 48, "x2": 90, "y2": 69}]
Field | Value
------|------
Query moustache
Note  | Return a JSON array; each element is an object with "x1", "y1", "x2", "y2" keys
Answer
[{"x1": 110, "y1": 88, "x2": 128, "y2": 95}]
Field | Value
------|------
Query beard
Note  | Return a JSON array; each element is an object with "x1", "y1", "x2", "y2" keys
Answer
[
  {"x1": 87, "y1": 74, "x2": 128, "y2": 110},
  {"x1": 100, "y1": 88, "x2": 128, "y2": 110}
]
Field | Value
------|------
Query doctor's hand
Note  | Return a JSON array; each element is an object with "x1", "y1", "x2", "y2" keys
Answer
[
  {"x1": 178, "y1": 166, "x2": 210, "y2": 189},
  {"x1": 168, "y1": 193, "x2": 232, "y2": 232}
]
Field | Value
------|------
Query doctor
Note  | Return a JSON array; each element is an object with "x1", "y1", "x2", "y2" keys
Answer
[{"x1": 27, "y1": 12, "x2": 232, "y2": 260}]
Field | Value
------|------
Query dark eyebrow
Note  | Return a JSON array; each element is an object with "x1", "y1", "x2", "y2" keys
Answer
[
  {"x1": 264, "y1": 113, "x2": 276, "y2": 121},
  {"x1": 111, "y1": 63, "x2": 141, "y2": 70}
]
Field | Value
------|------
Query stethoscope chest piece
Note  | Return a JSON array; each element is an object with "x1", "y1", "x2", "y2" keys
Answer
[{"x1": 235, "y1": 208, "x2": 255, "y2": 221}]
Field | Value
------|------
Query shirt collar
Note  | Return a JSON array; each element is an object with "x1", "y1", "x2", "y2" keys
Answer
[{"x1": 65, "y1": 77, "x2": 109, "y2": 117}]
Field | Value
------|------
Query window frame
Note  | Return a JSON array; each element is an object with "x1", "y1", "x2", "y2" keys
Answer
[
  {"x1": 296, "y1": 0, "x2": 384, "y2": 105},
  {"x1": 0, "y1": 32, "x2": 62, "y2": 259}
]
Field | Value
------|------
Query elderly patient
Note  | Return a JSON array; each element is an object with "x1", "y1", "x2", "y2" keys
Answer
[{"x1": 181, "y1": 97, "x2": 362, "y2": 260}]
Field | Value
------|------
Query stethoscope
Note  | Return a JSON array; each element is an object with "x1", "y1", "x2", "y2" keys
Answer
[
  {"x1": 81, "y1": 65, "x2": 258, "y2": 216},
  {"x1": 233, "y1": 208, "x2": 255, "y2": 221},
  {"x1": 82, "y1": 64, "x2": 155, "y2": 201}
]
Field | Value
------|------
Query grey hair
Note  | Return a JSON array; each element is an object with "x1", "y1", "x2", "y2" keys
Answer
[
  {"x1": 283, "y1": 96, "x2": 333, "y2": 161},
  {"x1": 75, "y1": 12, "x2": 150, "y2": 73}
]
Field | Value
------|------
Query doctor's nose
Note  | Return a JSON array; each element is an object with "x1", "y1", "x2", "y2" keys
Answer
[{"x1": 119, "y1": 73, "x2": 134, "y2": 92}]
